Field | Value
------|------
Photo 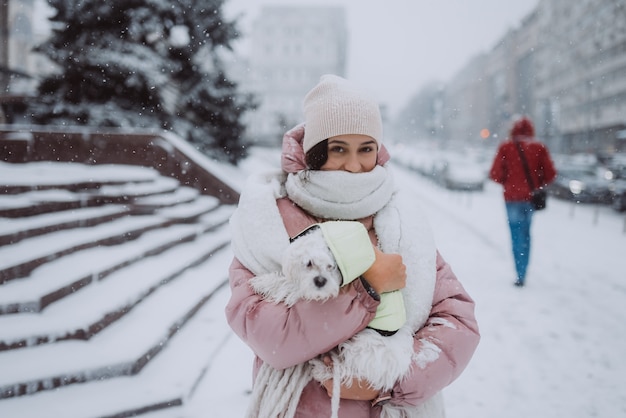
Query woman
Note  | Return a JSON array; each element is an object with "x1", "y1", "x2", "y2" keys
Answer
[{"x1": 226, "y1": 75, "x2": 480, "y2": 417}]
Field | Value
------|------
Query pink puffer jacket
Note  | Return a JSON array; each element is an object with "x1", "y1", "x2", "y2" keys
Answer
[{"x1": 225, "y1": 196, "x2": 480, "y2": 417}]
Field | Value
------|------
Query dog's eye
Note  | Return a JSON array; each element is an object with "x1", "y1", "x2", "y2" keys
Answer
[{"x1": 306, "y1": 260, "x2": 313, "y2": 268}]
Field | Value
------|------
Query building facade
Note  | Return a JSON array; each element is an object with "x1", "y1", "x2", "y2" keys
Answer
[
  {"x1": 1, "y1": 0, "x2": 55, "y2": 122},
  {"x1": 240, "y1": 6, "x2": 347, "y2": 146},
  {"x1": 0, "y1": 0, "x2": 53, "y2": 93},
  {"x1": 433, "y1": 0, "x2": 626, "y2": 155},
  {"x1": 534, "y1": 0, "x2": 626, "y2": 154}
]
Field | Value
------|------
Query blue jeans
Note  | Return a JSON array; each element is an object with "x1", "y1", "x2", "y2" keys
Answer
[{"x1": 505, "y1": 202, "x2": 534, "y2": 283}]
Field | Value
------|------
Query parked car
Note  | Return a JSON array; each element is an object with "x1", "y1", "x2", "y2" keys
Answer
[
  {"x1": 605, "y1": 156, "x2": 626, "y2": 211},
  {"x1": 609, "y1": 181, "x2": 626, "y2": 211},
  {"x1": 388, "y1": 143, "x2": 441, "y2": 177},
  {"x1": 431, "y1": 154, "x2": 486, "y2": 191},
  {"x1": 548, "y1": 167, "x2": 613, "y2": 204}
]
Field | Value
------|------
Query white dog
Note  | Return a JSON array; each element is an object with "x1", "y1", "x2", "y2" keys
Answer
[
  {"x1": 250, "y1": 225, "x2": 414, "y2": 418},
  {"x1": 250, "y1": 226, "x2": 343, "y2": 307}
]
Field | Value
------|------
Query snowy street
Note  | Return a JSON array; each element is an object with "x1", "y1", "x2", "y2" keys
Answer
[
  {"x1": 1, "y1": 148, "x2": 624, "y2": 418},
  {"x1": 197, "y1": 149, "x2": 626, "y2": 418},
  {"x1": 4, "y1": 0, "x2": 624, "y2": 415},
  {"x1": 394, "y1": 165, "x2": 626, "y2": 418}
]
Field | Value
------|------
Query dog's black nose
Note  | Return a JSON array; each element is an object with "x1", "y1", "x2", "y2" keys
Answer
[{"x1": 313, "y1": 276, "x2": 327, "y2": 288}]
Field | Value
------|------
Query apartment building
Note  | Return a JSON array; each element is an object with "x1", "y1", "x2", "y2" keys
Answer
[
  {"x1": 0, "y1": 0, "x2": 55, "y2": 122},
  {"x1": 534, "y1": 0, "x2": 626, "y2": 154},
  {"x1": 438, "y1": 0, "x2": 626, "y2": 154},
  {"x1": 240, "y1": 6, "x2": 347, "y2": 146}
]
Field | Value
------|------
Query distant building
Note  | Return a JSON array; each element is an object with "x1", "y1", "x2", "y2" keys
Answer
[
  {"x1": 419, "y1": 0, "x2": 626, "y2": 155},
  {"x1": 240, "y1": 6, "x2": 347, "y2": 146},
  {"x1": 441, "y1": 54, "x2": 489, "y2": 145},
  {"x1": 533, "y1": 0, "x2": 626, "y2": 155},
  {"x1": 0, "y1": 0, "x2": 54, "y2": 122}
]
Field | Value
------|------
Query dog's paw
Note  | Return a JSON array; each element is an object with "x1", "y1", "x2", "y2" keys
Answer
[
  {"x1": 308, "y1": 355, "x2": 333, "y2": 383},
  {"x1": 249, "y1": 272, "x2": 295, "y2": 305},
  {"x1": 336, "y1": 327, "x2": 414, "y2": 390}
]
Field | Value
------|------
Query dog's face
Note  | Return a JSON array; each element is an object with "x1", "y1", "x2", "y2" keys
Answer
[{"x1": 282, "y1": 229, "x2": 343, "y2": 302}]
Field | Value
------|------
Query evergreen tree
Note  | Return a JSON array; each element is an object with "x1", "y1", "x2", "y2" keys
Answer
[{"x1": 30, "y1": 0, "x2": 255, "y2": 163}]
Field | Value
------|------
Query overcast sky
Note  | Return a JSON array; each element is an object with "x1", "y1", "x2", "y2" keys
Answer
[{"x1": 223, "y1": 0, "x2": 539, "y2": 114}]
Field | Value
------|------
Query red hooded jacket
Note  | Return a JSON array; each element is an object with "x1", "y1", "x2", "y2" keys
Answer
[{"x1": 489, "y1": 118, "x2": 557, "y2": 202}]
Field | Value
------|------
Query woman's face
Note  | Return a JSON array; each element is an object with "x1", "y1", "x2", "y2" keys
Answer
[{"x1": 320, "y1": 134, "x2": 378, "y2": 173}]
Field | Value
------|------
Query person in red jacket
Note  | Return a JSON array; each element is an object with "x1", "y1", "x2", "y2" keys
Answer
[{"x1": 489, "y1": 116, "x2": 557, "y2": 287}]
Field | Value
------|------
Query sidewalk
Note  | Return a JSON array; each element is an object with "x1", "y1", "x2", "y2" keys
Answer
[{"x1": 190, "y1": 153, "x2": 626, "y2": 418}]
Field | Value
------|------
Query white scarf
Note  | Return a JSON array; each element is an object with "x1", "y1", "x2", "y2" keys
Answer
[
  {"x1": 230, "y1": 166, "x2": 441, "y2": 418},
  {"x1": 285, "y1": 165, "x2": 394, "y2": 220}
]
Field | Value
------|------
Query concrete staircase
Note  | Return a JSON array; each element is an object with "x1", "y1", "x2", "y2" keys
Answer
[{"x1": 0, "y1": 129, "x2": 241, "y2": 417}]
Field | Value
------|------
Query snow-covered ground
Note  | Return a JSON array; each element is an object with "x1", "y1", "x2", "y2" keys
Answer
[
  {"x1": 193, "y1": 147, "x2": 626, "y2": 418},
  {"x1": 2, "y1": 146, "x2": 625, "y2": 418}
]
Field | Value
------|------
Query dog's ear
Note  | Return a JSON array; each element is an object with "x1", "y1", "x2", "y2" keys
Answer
[
  {"x1": 282, "y1": 238, "x2": 306, "y2": 272},
  {"x1": 281, "y1": 255, "x2": 298, "y2": 281}
]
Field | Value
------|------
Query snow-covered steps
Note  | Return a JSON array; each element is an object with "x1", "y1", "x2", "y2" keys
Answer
[
  {"x1": 0, "y1": 161, "x2": 161, "y2": 194},
  {"x1": 0, "y1": 159, "x2": 239, "y2": 410},
  {"x1": 0, "y1": 245, "x2": 233, "y2": 402},
  {"x1": 132, "y1": 187, "x2": 200, "y2": 213},
  {"x1": 0, "y1": 205, "x2": 133, "y2": 246},
  {"x1": 0, "y1": 196, "x2": 223, "y2": 284},
  {"x1": 0, "y1": 279, "x2": 235, "y2": 418},
  {"x1": 0, "y1": 213, "x2": 168, "y2": 283},
  {"x1": 0, "y1": 205, "x2": 233, "y2": 316},
  {"x1": 0, "y1": 224, "x2": 230, "y2": 350},
  {"x1": 0, "y1": 162, "x2": 177, "y2": 218}
]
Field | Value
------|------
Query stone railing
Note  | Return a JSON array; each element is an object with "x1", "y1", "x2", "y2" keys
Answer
[{"x1": 0, "y1": 125, "x2": 240, "y2": 204}]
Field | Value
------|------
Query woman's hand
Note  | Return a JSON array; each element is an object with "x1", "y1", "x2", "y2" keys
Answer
[
  {"x1": 320, "y1": 356, "x2": 379, "y2": 401},
  {"x1": 322, "y1": 377, "x2": 379, "y2": 401},
  {"x1": 361, "y1": 247, "x2": 406, "y2": 294}
]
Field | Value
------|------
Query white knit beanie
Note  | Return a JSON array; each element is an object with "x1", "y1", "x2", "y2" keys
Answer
[{"x1": 303, "y1": 74, "x2": 383, "y2": 153}]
